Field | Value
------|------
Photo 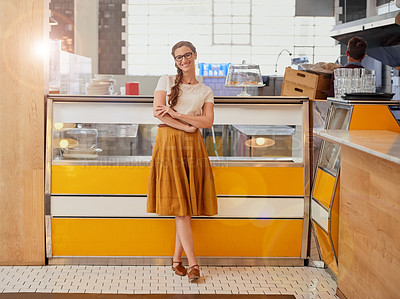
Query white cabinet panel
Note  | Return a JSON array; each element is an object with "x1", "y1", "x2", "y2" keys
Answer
[
  {"x1": 51, "y1": 196, "x2": 304, "y2": 218},
  {"x1": 311, "y1": 199, "x2": 329, "y2": 232}
]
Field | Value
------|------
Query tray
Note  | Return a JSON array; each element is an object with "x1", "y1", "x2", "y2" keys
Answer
[{"x1": 342, "y1": 93, "x2": 395, "y2": 101}]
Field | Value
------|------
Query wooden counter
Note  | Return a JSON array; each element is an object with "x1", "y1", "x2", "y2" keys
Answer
[{"x1": 314, "y1": 130, "x2": 400, "y2": 299}]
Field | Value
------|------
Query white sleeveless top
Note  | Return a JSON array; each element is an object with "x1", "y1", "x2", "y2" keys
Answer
[{"x1": 155, "y1": 74, "x2": 214, "y2": 116}]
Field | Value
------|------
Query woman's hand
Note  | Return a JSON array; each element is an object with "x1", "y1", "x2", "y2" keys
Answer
[
  {"x1": 184, "y1": 125, "x2": 197, "y2": 133},
  {"x1": 155, "y1": 105, "x2": 180, "y2": 119}
]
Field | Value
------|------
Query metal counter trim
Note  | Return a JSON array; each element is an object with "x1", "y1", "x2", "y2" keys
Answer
[
  {"x1": 48, "y1": 256, "x2": 305, "y2": 267},
  {"x1": 51, "y1": 158, "x2": 305, "y2": 168},
  {"x1": 327, "y1": 97, "x2": 399, "y2": 106},
  {"x1": 48, "y1": 94, "x2": 309, "y2": 104}
]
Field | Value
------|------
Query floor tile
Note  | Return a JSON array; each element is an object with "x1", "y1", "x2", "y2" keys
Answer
[{"x1": 0, "y1": 265, "x2": 339, "y2": 298}]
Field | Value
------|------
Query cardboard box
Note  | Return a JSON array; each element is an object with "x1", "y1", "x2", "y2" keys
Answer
[{"x1": 281, "y1": 67, "x2": 331, "y2": 99}]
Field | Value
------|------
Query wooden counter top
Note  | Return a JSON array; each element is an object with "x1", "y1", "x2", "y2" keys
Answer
[{"x1": 314, "y1": 129, "x2": 400, "y2": 165}]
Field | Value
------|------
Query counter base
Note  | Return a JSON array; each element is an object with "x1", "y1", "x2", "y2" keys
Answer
[{"x1": 48, "y1": 256, "x2": 305, "y2": 267}]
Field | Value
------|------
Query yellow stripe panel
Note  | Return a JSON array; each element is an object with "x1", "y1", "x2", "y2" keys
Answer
[
  {"x1": 52, "y1": 165, "x2": 304, "y2": 196},
  {"x1": 213, "y1": 166, "x2": 304, "y2": 196},
  {"x1": 349, "y1": 105, "x2": 400, "y2": 132},
  {"x1": 52, "y1": 166, "x2": 150, "y2": 195},
  {"x1": 52, "y1": 218, "x2": 303, "y2": 257},
  {"x1": 312, "y1": 168, "x2": 335, "y2": 209},
  {"x1": 313, "y1": 221, "x2": 338, "y2": 276}
]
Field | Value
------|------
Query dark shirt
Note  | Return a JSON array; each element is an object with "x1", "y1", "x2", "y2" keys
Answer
[{"x1": 328, "y1": 63, "x2": 364, "y2": 97}]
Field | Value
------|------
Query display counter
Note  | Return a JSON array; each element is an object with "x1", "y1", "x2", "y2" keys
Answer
[
  {"x1": 310, "y1": 97, "x2": 400, "y2": 276},
  {"x1": 45, "y1": 95, "x2": 310, "y2": 266},
  {"x1": 314, "y1": 129, "x2": 400, "y2": 299}
]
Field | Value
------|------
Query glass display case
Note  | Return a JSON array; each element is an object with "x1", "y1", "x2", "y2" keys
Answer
[
  {"x1": 52, "y1": 123, "x2": 301, "y2": 162},
  {"x1": 45, "y1": 95, "x2": 309, "y2": 266},
  {"x1": 310, "y1": 97, "x2": 400, "y2": 277},
  {"x1": 318, "y1": 105, "x2": 351, "y2": 175},
  {"x1": 311, "y1": 102, "x2": 352, "y2": 275}
]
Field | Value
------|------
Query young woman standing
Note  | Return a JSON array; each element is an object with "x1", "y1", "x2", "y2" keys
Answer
[{"x1": 147, "y1": 41, "x2": 218, "y2": 283}]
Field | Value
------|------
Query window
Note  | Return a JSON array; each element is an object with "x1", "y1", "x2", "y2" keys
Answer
[
  {"x1": 213, "y1": 0, "x2": 252, "y2": 45},
  {"x1": 127, "y1": 0, "x2": 340, "y2": 75}
]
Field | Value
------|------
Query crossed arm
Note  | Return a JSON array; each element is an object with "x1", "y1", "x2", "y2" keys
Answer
[{"x1": 153, "y1": 90, "x2": 214, "y2": 132}]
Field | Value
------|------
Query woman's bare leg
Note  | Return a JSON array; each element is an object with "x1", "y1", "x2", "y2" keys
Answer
[
  {"x1": 173, "y1": 226, "x2": 184, "y2": 267},
  {"x1": 175, "y1": 216, "x2": 198, "y2": 267}
]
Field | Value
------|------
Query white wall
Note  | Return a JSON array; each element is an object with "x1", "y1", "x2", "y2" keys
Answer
[
  {"x1": 127, "y1": 0, "x2": 340, "y2": 76},
  {"x1": 75, "y1": 0, "x2": 99, "y2": 75}
]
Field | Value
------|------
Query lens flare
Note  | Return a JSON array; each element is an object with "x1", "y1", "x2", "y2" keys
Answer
[
  {"x1": 255, "y1": 137, "x2": 265, "y2": 146},
  {"x1": 59, "y1": 139, "x2": 69, "y2": 148},
  {"x1": 54, "y1": 123, "x2": 64, "y2": 130}
]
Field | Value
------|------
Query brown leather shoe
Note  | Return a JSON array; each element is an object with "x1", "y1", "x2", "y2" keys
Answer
[
  {"x1": 172, "y1": 261, "x2": 187, "y2": 276},
  {"x1": 188, "y1": 265, "x2": 200, "y2": 283}
]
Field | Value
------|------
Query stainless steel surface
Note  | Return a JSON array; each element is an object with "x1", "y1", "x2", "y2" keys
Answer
[
  {"x1": 311, "y1": 101, "x2": 354, "y2": 275},
  {"x1": 316, "y1": 103, "x2": 352, "y2": 176},
  {"x1": 45, "y1": 98, "x2": 53, "y2": 208},
  {"x1": 301, "y1": 101, "x2": 310, "y2": 260},
  {"x1": 45, "y1": 215, "x2": 53, "y2": 258},
  {"x1": 52, "y1": 157, "x2": 305, "y2": 168},
  {"x1": 231, "y1": 125, "x2": 295, "y2": 135},
  {"x1": 48, "y1": 94, "x2": 309, "y2": 104},
  {"x1": 330, "y1": 11, "x2": 400, "y2": 67},
  {"x1": 324, "y1": 263, "x2": 338, "y2": 281},
  {"x1": 48, "y1": 256, "x2": 305, "y2": 267},
  {"x1": 311, "y1": 221, "x2": 323, "y2": 262},
  {"x1": 311, "y1": 101, "x2": 331, "y2": 181},
  {"x1": 330, "y1": 11, "x2": 399, "y2": 37},
  {"x1": 308, "y1": 259, "x2": 324, "y2": 269},
  {"x1": 50, "y1": 195, "x2": 304, "y2": 201},
  {"x1": 45, "y1": 99, "x2": 53, "y2": 258},
  {"x1": 328, "y1": 201, "x2": 339, "y2": 268},
  {"x1": 327, "y1": 97, "x2": 400, "y2": 105}
]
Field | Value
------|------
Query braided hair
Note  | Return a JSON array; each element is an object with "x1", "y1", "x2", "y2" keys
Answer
[{"x1": 168, "y1": 41, "x2": 196, "y2": 108}]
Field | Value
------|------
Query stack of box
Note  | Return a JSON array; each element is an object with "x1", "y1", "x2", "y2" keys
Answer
[{"x1": 281, "y1": 67, "x2": 331, "y2": 100}]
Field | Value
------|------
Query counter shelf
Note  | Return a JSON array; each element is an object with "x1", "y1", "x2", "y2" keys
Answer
[{"x1": 45, "y1": 95, "x2": 310, "y2": 266}]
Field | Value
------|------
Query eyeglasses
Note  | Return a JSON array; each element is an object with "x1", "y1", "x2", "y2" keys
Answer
[{"x1": 174, "y1": 52, "x2": 194, "y2": 62}]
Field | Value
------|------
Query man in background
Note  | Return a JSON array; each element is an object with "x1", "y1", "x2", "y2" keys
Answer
[{"x1": 328, "y1": 36, "x2": 367, "y2": 97}]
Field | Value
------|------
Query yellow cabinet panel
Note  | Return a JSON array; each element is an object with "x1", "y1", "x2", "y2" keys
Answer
[
  {"x1": 312, "y1": 168, "x2": 335, "y2": 209},
  {"x1": 52, "y1": 165, "x2": 150, "y2": 194},
  {"x1": 213, "y1": 166, "x2": 304, "y2": 196},
  {"x1": 313, "y1": 220, "x2": 338, "y2": 276},
  {"x1": 52, "y1": 218, "x2": 303, "y2": 257},
  {"x1": 52, "y1": 165, "x2": 304, "y2": 196},
  {"x1": 349, "y1": 105, "x2": 400, "y2": 132}
]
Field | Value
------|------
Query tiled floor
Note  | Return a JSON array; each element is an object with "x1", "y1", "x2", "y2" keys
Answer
[{"x1": 0, "y1": 266, "x2": 339, "y2": 299}]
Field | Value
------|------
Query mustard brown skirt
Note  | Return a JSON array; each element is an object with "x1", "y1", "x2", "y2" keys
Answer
[{"x1": 147, "y1": 126, "x2": 218, "y2": 216}]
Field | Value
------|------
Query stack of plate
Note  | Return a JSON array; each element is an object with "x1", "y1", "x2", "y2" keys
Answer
[{"x1": 86, "y1": 74, "x2": 116, "y2": 95}]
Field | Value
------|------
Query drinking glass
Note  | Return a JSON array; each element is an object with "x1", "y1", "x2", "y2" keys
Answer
[
  {"x1": 343, "y1": 68, "x2": 352, "y2": 95},
  {"x1": 334, "y1": 68, "x2": 345, "y2": 98},
  {"x1": 363, "y1": 69, "x2": 376, "y2": 93},
  {"x1": 351, "y1": 68, "x2": 361, "y2": 93}
]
